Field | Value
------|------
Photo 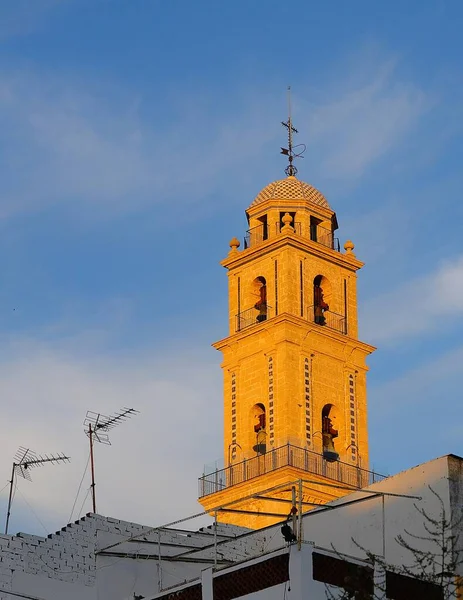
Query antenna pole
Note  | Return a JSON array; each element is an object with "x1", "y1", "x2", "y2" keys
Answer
[
  {"x1": 5, "y1": 462, "x2": 16, "y2": 535},
  {"x1": 89, "y1": 423, "x2": 97, "y2": 513},
  {"x1": 83, "y1": 407, "x2": 138, "y2": 515}
]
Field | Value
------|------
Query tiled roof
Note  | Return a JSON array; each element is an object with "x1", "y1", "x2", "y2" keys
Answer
[{"x1": 249, "y1": 176, "x2": 330, "y2": 209}]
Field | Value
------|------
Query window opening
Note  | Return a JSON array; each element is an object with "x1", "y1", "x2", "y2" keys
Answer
[
  {"x1": 314, "y1": 275, "x2": 329, "y2": 326},
  {"x1": 258, "y1": 214, "x2": 268, "y2": 241},
  {"x1": 322, "y1": 404, "x2": 339, "y2": 462},
  {"x1": 252, "y1": 403, "x2": 267, "y2": 455},
  {"x1": 254, "y1": 276, "x2": 267, "y2": 323},
  {"x1": 310, "y1": 216, "x2": 321, "y2": 242}
]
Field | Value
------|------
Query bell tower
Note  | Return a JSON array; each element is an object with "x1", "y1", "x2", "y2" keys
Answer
[{"x1": 198, "y1": 116, "x2": 376, "y2": 529}]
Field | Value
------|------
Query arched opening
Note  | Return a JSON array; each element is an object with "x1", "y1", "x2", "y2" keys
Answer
[
  {"x1": 321, "y1": 404, "x2": 339, "y2": 462},
  {"x1": 252, "y1": 403, "x2": 267, "y2": 455},
  {"x1": 313, "y1": 275, "x2": 331, "y2": 326},
  {"x1": 253, "y1": 277, "x2": 267, "y2": 323}
]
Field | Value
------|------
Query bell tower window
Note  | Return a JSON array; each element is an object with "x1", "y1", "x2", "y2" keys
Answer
[
  {"x1": 257, "y1": 214, "x2": 268, "y2": 241},
  {"x1": 322, "y1": 404, "x2": 339, "y2": 462},
  {"x1": 253, "y1": 276, "x2": 267, "y2": 323},
  {"x1": 313, "y1": 275, "x2": 330, "y2": 326},
  {"x1": 252, "y1": 403, "x2": 267, "y2": 455},
  {"x1": 310, "y1": 216, "x2": 321, "y2": 242}
]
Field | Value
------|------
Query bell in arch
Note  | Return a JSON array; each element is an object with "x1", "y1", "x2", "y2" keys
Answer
[{"x1": 322, "y1": 405, "x2": 339, "y2": 462}]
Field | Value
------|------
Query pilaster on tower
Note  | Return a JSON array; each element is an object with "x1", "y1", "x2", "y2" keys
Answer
[{"x1": 198, "y1": 174, "x2": 378, "y2": 529}]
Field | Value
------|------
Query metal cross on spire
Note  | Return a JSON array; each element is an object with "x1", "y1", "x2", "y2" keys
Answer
[{"x1": 280, "y1": 86, "x2": 306, "y2": 177}]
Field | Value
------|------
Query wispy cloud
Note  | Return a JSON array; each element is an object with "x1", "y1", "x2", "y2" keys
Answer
[
  {"x1": 0, "y1": 55, "x2": 435, "y2": 221},
  {"x1": 303, "y1": 60, "x2": 432, "y2": 180},
  {"x1": 361, "y1": 255, "x2": 463, "y2": 343},
  {"x1": 0, "y1": 335, "x2": 222, "y2": 534},
  {"x1": 0, "y1": 72, "x2": 278, "y2": 219},
  {"x1": 369, "y1": 343, "x2": 463, "y2": 473}
]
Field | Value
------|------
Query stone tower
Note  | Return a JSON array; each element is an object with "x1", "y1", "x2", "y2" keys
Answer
[{"x1": 198, "y1": 175, "x2": 376, "y2": 529}]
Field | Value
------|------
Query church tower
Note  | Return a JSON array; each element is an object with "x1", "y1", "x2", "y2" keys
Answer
[{"x1": 199, "y1": 115, "x2": 377, "y2": 529}]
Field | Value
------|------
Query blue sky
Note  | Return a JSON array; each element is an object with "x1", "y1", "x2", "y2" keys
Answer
[{"x1": 0, "y1": 0, "x2": 462, "y2": 535}]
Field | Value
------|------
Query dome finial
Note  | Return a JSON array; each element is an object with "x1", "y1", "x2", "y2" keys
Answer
[{"x1": 280, "y1": 86, "x2": 306, "y2": 177}]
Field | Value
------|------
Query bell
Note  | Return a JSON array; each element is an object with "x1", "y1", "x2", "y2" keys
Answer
[
  {"x1": 323, "y1": 450, "x2": 339, "y2": 462},
  {"x1": 253, "y1": 443, "x2": 266, "y2": 455},
  {"x1": 323, "y1": 433, "x2": 339, "y2": 462}
]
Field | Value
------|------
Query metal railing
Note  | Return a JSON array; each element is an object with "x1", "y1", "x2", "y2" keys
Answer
[
  {"x1": 236, "y1": 304, "x2": 273, "y2": 332},
  {"x1": 276, "y1": 221, "x2": 302, "y2": 235},
  {"x1": 244, "y1": 224, "x2": 267, "y2": 249},
  {"x1": 198, "y1": 443, "x2": 386, "y2": 498},
  {"x1": 315, "y1": 226, "x2": 341, "y2": 252},
  {"x1": 243, "y1": 222, "x2": 340, "y2": 251},
  {"x1": 308, "y1": 305, "x2": 347, "y2": 335}
]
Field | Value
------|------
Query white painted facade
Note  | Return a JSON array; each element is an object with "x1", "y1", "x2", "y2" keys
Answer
[{"x1": 0, "y1": 454, "x2": 460, "y2": 600}]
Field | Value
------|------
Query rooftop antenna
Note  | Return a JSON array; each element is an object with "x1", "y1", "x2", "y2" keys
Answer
[
  {"x1": 281, "y1": 86, "x2": 306, "y2": 177},
  {"x1": 5, "y1": 447, "x2": 70, "y2": 534},
  {"x1": 83, "y1": 407, "x2": 139, "y2": 514}
]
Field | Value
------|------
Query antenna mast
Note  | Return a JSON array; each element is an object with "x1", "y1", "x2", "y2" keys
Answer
[
  {"x1": 5, "y1": 447, "x2": 70, "y2": 534},
  {"x1": 83, "y1": 407, "x2": 138, "y2": 514},
  {"x1": 280, "y1": 86, "x2": 306, "y2": 176}
]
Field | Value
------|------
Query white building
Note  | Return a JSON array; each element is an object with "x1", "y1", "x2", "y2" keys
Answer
[{"x1": 0, "y1": 454, "x2": 460, "y2": 599}]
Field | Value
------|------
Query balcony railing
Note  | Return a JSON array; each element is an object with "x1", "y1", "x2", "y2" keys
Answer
[
  {"x1": 236, "y1": 304, "x2": 273, "y2": 332},
  {"x1": 314, "y1": 226, "x2": 341, "y2": 252},
  {"x1": 198, "y1": 443, "x2": 386, "y2": 498},
  {"x1": 244, "y1": 224, "x2": 267, "y2": 249},
  {"x1": 276, "y1": 221, "x2": 302, "y2": 236},
  {"x1": 243, "y1": 222, "x2": 340, "y2": 251},
  {"x1": 308, "y1": 305, "x2": 347, "y2": 335}
]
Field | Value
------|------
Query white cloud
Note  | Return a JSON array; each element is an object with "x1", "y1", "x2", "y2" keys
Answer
[
  {"x1": 0, "y1": 336, "x2": 222, "y2": 534},
  {"x1": 360, "y1": 255, "x2": 463, "y2": 343},
  {"x1": 0, "y1": 72, "x2": 278, "y2": 219},
  {"x1": 303, "y1": 60, "x2": 431, "y2": 179},
  {"x1": 0, "y1": 55, "x2": 434, "y2": 221},
  {"x1": 368, "y1": 343, "x2": 463, "y2": 474}
]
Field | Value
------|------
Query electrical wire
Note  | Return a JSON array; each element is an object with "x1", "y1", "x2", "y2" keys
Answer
[
  {"x1": 77, "y1": 487, "x2": 91, "y2": 520},
  {"x1": 0, "y1": 481, "x2": 11, "y2": 496},
  {"x1": 14, "y1": 486, "x2": 49, "y2": 535},
  {"x1": 68, "y1": 451, "x2": 91, "y2": 522}
]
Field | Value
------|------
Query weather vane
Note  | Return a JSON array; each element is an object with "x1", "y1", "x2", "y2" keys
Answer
[{"x1": 280, "y1": 86, "x2": 306, "y2": 176}]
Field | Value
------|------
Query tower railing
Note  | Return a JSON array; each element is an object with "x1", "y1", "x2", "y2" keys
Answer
[
  {"x1": 244, "y1": 224, "x2": 266, "y2": 249},
  {"x1": 236, "y1": 305, "x2": 273, "y2": 332},
  {"x1": 243, "y1": 222, "x2": 340, "y2": 251},
  {"x1": 198, "y1": 443, "x2": 386, "y2": 498},
  {"x1": 275, "y1": 221, "x2": 302, "y2": 236},
  {"x1": 315, "y1": 226, "x2": 341, "y2": 252},
  {"x1": 308, "y1": 305, "x2": 347, "y2": 335}
]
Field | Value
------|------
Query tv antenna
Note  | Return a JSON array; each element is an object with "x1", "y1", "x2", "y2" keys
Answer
[
  {"x1": 280, "y1": 86, "x2": 306, "y2": 177},
  {"x1": 5, "y1": 447, "x2": 70, "y2": 534},
  {"x1": 83, "y1": 407, "x2": 138, "y2": 514}
]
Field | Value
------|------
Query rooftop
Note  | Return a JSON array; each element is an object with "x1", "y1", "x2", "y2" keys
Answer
[{"x1": 248, "y1": 175, "x2": 330, "y2": 210}]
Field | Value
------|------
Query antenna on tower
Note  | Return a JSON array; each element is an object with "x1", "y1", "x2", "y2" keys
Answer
[
  {"x1": 280, "y1": 86, "x2": 306, "y2": 177},
  {"x1": 83, "y1": 407, "x2": 139, "y2": 514},
  {"x1": 5, "y1": 447, "x2": 70, "y2": 534}
]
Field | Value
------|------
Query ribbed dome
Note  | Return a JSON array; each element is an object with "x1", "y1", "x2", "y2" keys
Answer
[{"x1": 249, "y1": 176, "x2": 330, "y2": 209}]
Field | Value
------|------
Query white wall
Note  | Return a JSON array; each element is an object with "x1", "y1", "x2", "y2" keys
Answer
[{"x1": 0, "y1": 455, "x2": 460, "y2": 600}]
